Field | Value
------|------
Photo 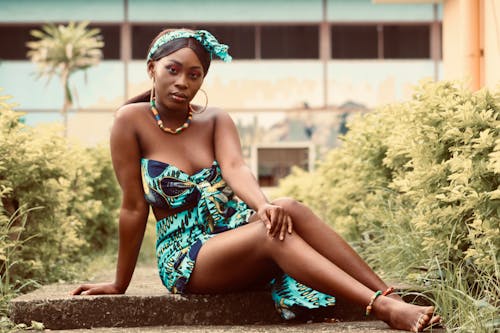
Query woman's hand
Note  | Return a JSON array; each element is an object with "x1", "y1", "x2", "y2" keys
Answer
[
  {"x1": 71, "y1": 282, "x2": 124, "y2": 296},
  {"x1": 257, "y1": 203, "x2": 293, "y2": 241}
]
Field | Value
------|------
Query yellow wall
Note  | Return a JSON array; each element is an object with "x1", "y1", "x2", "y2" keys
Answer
[
  {"x1": 483, "y1": 0, "x2": 500, "y2": 89},
  {"x1": 442, "y1": 0, "x2": 500, "y2": 90},
  {"x1": 379, "y1": 0, "x2": 500, "y2": 90}
]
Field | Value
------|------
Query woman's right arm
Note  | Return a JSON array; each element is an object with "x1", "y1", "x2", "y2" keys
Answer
[{"x1": 72, "y1": 106, "x2": 149, "y2": 295}]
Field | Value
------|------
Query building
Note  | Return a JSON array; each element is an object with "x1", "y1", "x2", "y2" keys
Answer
[
  {"x1": 0, "y1": 0, "x2": 444, "y2": 185},
  {"x1": 377, "y1": 0, "x2": 500, "y2": 91}
]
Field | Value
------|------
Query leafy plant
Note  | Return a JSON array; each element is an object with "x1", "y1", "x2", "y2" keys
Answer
[
  {"x1": 428, "y1": 259, "x2": 499, "y2": 332},
  {"x1": 0, "y1": 89, "x2": 119, "y2": 286},
  {"x1": 0, "y1": 207, "x2": 41, "y2": 316},
  {"x1": 26, "y1": 21, "x2": 103, "y2": 136},
  {"x1": 0, "y1": 317, "x2": 44, "y2": 332},
  {"x1": 276, "y1": 80, "x2": 500, "y2": 330}
]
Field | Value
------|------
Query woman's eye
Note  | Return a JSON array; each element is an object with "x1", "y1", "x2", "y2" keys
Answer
[
  {"x1": 167, "y1": 66, "x2": 178, "y2": 74},
  {"x1": 190, "y1": 72, "x2": 201, "y2": 79}
]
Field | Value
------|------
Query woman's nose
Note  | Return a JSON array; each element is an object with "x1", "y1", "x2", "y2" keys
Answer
[{"x1": 175, "y1": 74, "x2": 188, "y2": 88}]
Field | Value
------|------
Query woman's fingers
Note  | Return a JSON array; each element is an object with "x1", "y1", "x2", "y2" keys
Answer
[
  {"x1": 278, "y1": 214, "x2": 293, "y2": 240},
  {"x1": 270, "y1": 207, "x2": 284, "y2": 238},
  {"x1": 71, "y1": 283, "x2": 121, "y2": 296},
  {"x1": 259, "y1": 209, "x2": 272, "y2": 231},
  {"x1": 270, "y1": 207, "x2": 288, "y2": 240},
  {"x1": 82, "y1": 287, "x2": 101, "y2": 295},
  {"x1": 259, "y1": 204, "x2": 294, "y2": 240},
  {"x1": 287, "y1": 215, "x2": 293, "y2": 234},
  {"x1": 276, "y1": 209, "x2": 286, "y2": 238},
  {"x1": 71, "y1": 285, "x2": 88, "y2": 295},
  {"x1": 269, "y1": 208, "x2": 279, "y2": 236},
  {"x1": 279, "y1": 217, "x2": 288, "y2": 240},
  {"x1": 268, "y1": 208, "x2": 278, "y2": 236}
]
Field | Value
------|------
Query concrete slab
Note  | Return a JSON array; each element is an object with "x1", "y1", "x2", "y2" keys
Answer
[
  {"x1": 45, "y1": 321, "x2": 395, "y2": 333},
  {"x1": 10, "y1": 266, "x2": 437, "y2": 331},
  {"x1": 48, "y1": 321, "x2": 446, "y2": 333}
]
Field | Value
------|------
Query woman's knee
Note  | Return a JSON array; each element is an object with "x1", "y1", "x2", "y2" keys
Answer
[
  {"x1": 248, "y1": 220, "x2": 275, "y2": 248},
  {"x1": 271, "y1": 197, "x2": 302, "y2": 212},
  {"x1": 271, "y1": 197, "x2": 317, "y2": 230},
  {"x1": 248, "y1": 216, "x2": 292, "y2": 253}
]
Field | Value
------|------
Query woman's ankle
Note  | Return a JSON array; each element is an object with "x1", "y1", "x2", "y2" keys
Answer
[
  {"x1": 387, "y1": 292, "x2": 404, "y2": 302},
  {"x1": 370, "y1": 295, "x2": 396, "y2": 322}
]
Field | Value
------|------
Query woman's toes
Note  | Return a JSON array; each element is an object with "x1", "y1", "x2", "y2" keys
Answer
[
  {"x1": 430, "y1": 314, "x2": 441, "y2": 325},
  {"x1": 414, "y1": 310, "x2": 441, "y2": 332},
  {"x1": 414, "y1": 313, "x2": 427, "y2": 332}
]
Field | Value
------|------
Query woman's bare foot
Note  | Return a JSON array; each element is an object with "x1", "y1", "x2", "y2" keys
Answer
[{"x1": 373, "y1": 296, "x2": 441, "y2": 332}]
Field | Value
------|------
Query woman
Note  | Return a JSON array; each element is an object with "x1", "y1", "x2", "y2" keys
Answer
[{"x1": 72, "y1": 29, "x2": 440, "y2": 332}]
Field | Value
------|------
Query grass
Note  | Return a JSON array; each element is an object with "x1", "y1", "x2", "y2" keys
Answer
[
  {"x1": 427, "y1": 259, "x2": 500, "y2": 333},
  {"x1": 137, "y1": 216, "x2": 157, "y2": 265},
  {"x1": 0, "y1": 207, "x2": 44, "y2": 332},
  {"x1": 0, "y1": 207, "x2": 42, "y2": 314},
  {"x1": 367, "y1": 255, "x2": 500, "y2": 333},
  {"x1": 356, "y1": 201, "x2": 500, "y2": 333},
  {"x1": 70, "y1": 213, "x2": 158, "y2": 283}
]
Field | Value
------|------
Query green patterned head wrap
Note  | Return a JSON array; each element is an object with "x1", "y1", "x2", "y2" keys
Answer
[{"x1": 147, "y1": 29, "x2": 232, "y2": 62}]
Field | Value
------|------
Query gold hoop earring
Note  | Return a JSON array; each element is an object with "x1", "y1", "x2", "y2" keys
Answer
[
  {"x1": 191, "y1": 88, "x2": 208, "y2": 114},
  {"x1": 150, "y1": 78, "x2": 155, "y2": 105}
]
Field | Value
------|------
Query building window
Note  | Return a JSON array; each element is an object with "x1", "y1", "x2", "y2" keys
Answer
[
  {"x1": 331, "y1": 25, "x2": 378, "y2": 59},
  {"x1": 201, "y1": 26, "x2": 255, "y2": 60},
  {"x1": 331, "y1": 24, "x2": 431, "y2": 59},
  {"x1": 133, "y1": 25, "x2": 319, "y2": 60},
  {"x1": 256, "y1": 144, "x2": 312, "y2": 187},
  {"x1": 0, "y1": 24, "x2": 119, "y2": 61},
  {"x1": 383, "y1": 25, "x2": 430, "y2": 59},
  {"x1": 89, "y1": 24, "x2": 121, "y2": 60},
  {"x1": 132, "y1": 25, "x2": 255, "y2": 60},
  {"x1": 261, "y1": 25, "x2": 319, "y2": 59},
  {"x1": 0, "y1": 25, "x2": 39, "y2": 60},
  {"x1": 132, "y1": 25, "x2": 166, "y2": 60}
]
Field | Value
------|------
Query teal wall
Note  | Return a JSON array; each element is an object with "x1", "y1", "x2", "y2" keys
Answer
[
  {"x1": 328, "y1": 0, "x2": 438, "y2": 22},
  {"x1": 0, "y1": 0, "x2": 438, "y2": 23},
  {"x1": 327, "y1": 60, "x2": 437, "y2": 107},
  {"x1": 0, "y1": 0, "x2": 123, "y2": 22},
  {"x1": 129, "y1": 0, "x2": 323, "y2": 23},
  {"x1": 0, "y1": 59, "x2": 439, "y2": 112},
  {"x1": 0, "y1": 61, "x2": 124, "y2": 109}
]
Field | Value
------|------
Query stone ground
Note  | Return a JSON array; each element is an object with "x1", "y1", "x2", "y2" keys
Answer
[
  {"x1": 11, "y1": 265, "x2": 445, "y2": 333},
  {"x1": 46, "y1": 321, "x2": 404, "y2": 333}
]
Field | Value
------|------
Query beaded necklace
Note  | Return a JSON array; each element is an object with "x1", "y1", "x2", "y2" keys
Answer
[{"x1": 150, "y1": 99, "x2": 193, "y2": 134}]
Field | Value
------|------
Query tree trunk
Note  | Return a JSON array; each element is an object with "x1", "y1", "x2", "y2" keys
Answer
[{"x1": 61, "y1": 68, "x2": 70, "y2": 138}]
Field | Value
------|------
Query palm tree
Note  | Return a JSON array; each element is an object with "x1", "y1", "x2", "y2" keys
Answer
[{"x1": 26, "y1": 21, "x2": 104, "y2": 137}]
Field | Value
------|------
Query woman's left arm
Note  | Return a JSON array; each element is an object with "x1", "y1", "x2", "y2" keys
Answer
[{"x1": 213, "y1": 110, "x2": 292, "y2": 240}]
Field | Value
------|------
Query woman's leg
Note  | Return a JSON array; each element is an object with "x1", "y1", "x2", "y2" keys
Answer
[
  {"x1": 187, "y1": 221, "x2": 437, "y2": 332},
  {"x1": 270, "y1": 198, "x2": 395, "y2": 297}
]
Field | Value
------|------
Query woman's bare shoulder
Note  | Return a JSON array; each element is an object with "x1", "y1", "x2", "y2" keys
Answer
[
  {"x1": 211, "y1": 108, "x2": 237, "y2": 126},
  {"x1": 192, "y1": 106, "x2": 229, "y2": 125},
  {"x1": 201, "y1": 106, "x2": 231, "y2": 121},
  {"x1": 115, "y1": 102, "x2": 148, "y2": 121}
]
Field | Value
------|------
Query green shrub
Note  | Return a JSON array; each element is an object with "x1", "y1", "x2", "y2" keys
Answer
[
  {"x1": 276, "y1": 80, "x2": 499, "y2": 329},
  {"x1": 65, "y1": 144, "x2": 120, "y2": 254},
  {"x1": 0, "y1": 90, "x2": 119, "y2": 288},
  {"x1": 0, "y1": 207, "x2": 40, "y2": 316}
]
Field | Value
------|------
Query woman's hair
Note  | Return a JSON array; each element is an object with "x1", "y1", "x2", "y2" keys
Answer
[
  {"x1": 124, "y1": 28, "x2": 211, "y2": 105},
  {"x1": 149, "y1": 29, "x2": 211, "y2": 74}
]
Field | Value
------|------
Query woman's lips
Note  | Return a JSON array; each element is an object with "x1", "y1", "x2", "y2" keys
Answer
[{"x1": 171, "y1": 93, "x2": 188, "y2": 103}]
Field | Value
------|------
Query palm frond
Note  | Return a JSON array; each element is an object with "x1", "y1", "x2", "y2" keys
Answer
[{"x1": 26, "y1": 21, "x2": 103, "y2": 76}]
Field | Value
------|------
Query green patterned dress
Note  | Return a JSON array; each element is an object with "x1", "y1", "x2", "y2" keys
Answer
[{"x1": 141, "y1": 158, "x2": 336, "y2": 320}]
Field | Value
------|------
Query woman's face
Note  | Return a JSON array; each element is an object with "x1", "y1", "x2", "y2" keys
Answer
[{"x1": 149, "y1": 47, "x2": 205, "y2": 111}]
